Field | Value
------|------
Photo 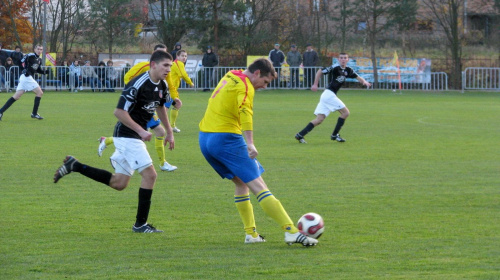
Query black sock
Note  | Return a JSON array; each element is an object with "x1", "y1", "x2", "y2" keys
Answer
[
  {"x1": 79, "y1": 164, "x2": 112, "y2": 185},
  {"x1": 0, "y1": 97, "x2": 17, "y2": 114},
  {"x1": 332, "y1": 117, "x2": 346, "y2": 136},
  {"x1": 135, "y1": 188, "x2": 153, "y2": 227},
  {"x1": 298, "y1": 122, "x2": 315, "y2": 137},
  {"x1": 32, "y1": 96, "x2": 42, "y2": 115}
]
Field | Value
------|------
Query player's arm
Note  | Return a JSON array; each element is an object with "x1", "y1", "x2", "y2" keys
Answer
[
  {"x1": 310, "y1": 69, "x2": 324, "y2": 92},
  {"x1": 243, "y1": 130, "x2": 258, "y2": 159},
  {"x1": 238, "y1": 89, "x2": 256, "y2": 158},
  {"x1": 114, "y1": 108, "x2": 152, "y2": 141},
  {"x1": 156, "y1": 105, "x2": 174, "y2": 150},
  {"x1": 179, "y1": 63, "x2": 194, "y2": 86},
  {"x1": 356, "y1": 76, "x2": 371, "y2": 88}
]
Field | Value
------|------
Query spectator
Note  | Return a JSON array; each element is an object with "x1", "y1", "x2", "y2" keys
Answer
[
  {"x1": 171, "y1": 42, "x2": 182, "y2": 60},
  {"x1": 268, "y1": 43, "x2": 285, "y2": 88},
  {"x1": 303, "y1": 43, "x2": 319, "y2": 88},
  {"x1": 81, "y1": 60, "x2": 98, "y2": 92},
  {"x1": 106, "y1": 60, "x2": 118, "y2": 91},
  {"x1": 0, "y1": 59, "x2": 5, "y2": 92},
  {"x1": 10, "y1": 46, "x2": 24, "y2": 66},
  {"x1": 286, "y1": 44, "x2": 302, "y2": 88},
  {"x1": 69, "y1": 60, "x2": 82, "y2": 92},
  {"x1": 96, "y1": 61, "x2": 111, "y2": 92},
  {"x1": 201, "y1": 45, "x2": 218, "y2": 92},
  {"x1": 0, "y1": 43, "x2": 10, "y2": 66},
  {"x1": 58, "y1": 60, "x2": 70, "y2": 90},
  {"x1": 5, "y1": 57, "x2": 16, "y2": 91}
]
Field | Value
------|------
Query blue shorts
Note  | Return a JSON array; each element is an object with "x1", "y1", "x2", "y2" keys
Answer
[
  {"x1": 164, "y1": 99, "x2": 173, "y2": 109},
  {"x1": 147, "y1": 113, "x2": 161, "y2": 129},
  {"x1": 199, "y1": 132, "x2": 264, "y2": 183}
]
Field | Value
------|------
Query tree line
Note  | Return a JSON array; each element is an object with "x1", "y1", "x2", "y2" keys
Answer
[{"x1": 1, "y1": 0, "x2": 498, "y2": 89}]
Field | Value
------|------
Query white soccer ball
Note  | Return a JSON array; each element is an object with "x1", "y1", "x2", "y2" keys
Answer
[
  {"x1": 392, "y1": 89, "x2": 396, "y2": 92},
  {"x1": 297, "y1": 212, "x2": 324, "y2": 239}
]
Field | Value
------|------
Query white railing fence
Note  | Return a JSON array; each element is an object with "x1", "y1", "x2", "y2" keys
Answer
[
  {"x1": 0, "y1": 65, "x2": 451, "y2": 92},
  {"x1": 462, "y1": 67, "x2": 500, "y2": 92}
]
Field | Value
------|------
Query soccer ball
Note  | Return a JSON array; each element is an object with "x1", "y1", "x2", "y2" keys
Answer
[{"x1": 297, "y1": 212, "x2": 324, "y2": 239}]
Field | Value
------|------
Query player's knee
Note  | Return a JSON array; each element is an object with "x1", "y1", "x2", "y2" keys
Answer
[
  {"x1": 155, "y1": 126, "x2": 166, "y2": 137},
  {"x1": 111, "y1": 181, "x2": 128, "y2": 191}
]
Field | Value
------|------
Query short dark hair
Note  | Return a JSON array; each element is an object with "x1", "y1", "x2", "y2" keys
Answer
[
  {"x1": 150, "y1": 50, "x2": 173, "y2": 63},
  {"x1": 15, "y1": 46, "x2": 21, "y2": 50},
  {"x1": 154, "y1": 44, "x2": 167, "y2": 51},
  {"x1": 339, "y1": 52, "x2": 348, "y2": 57},
  {"x1": 176, "y1": 49, "x2": 187, "y2": 56},
  {"x1": 248, "y1": 58, "x2": 276, "y2": 78}
]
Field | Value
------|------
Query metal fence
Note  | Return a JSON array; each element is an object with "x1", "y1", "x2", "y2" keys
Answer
[
  {"x1": 0, "y1": 65, "x2": 449, "y2": 92},
  {"x1": 462, "y1": 67, "x2": 500, "y2": 92}
]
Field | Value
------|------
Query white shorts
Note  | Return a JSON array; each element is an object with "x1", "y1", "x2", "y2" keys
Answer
[
  {"x1": 16, "y1": 74, "x2": 41, "y2": 92},
  {"x1": 313, "y1": 89, "x2": 346, "y2": 117},
  {"x1": 110, "y1": 137, "x2": 153, "y2": 176}
]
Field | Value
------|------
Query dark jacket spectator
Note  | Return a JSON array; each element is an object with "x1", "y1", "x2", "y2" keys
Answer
[
  {"x1": 202, "y1": 46, "x2": 218, "y2": 68},
  {"x1": 268, "y1": 43, "x2": 285, "y2": 68},
  {"x1": 171, "y1": 42, "x2": 182, "y2": 60},
  {"x1": 201, "y1": 46, "x2": 219, "y2": 91},
  {"x1": 10, "y1": 46, "x2": 24, "y2": 66},
  {"x1": 0, "y1": 43, "x2": 10, "y2": 66},
  {"x1": 303, "y1": 43, "x2": 319, "y2": 67}
]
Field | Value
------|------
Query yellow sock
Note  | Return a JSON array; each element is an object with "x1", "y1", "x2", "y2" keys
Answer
[
  {"x1": 105, "y1": 137, "x2": 114, "y2": 146},
  {"x1": 235, "y1": 194, "x2": 258, "y2": 237},
  {"x1": 257, "y1": 190, "x2": 298, "y2": 233},
  {"x1": 155, "y1": 136, "x2": 165, "y2": 163},
  {"x1": 170, "y1": 108, "x2": 179, "y2": 128}
]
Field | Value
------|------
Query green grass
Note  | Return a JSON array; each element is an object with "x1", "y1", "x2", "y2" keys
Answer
[{"x1": 0, "y1": 89, "x2": 499, "y2": 279}]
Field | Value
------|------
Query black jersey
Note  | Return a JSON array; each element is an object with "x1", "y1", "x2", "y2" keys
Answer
[
  {"x1": 321, "y1": 65, "x2": 359, "y2": 94},
  {"x1": 20, "y1": 52, "x2": 48, "y2": 77},
  {"x1": 113, "y1": 72, "x2": 170, "y2": 139}
]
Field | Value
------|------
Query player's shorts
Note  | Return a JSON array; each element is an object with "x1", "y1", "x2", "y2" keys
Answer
[
  {"x1": 199, "y1": 132, "x2": 264, "y2": 183},
  {"x1": 147, "y1": 113, "x2": 161, "y2": 129},
  {"x1": 164, "y1": 99, "x2": 173, "y2": 109},
  {"x1": 16, "y1": 74, "x2": 41, "y2": 92},
  {"x1": 314, "y1": 89, "x2": 346, "y2": 117},
  {"x1": 110, "y1": 137, "x2": 152, "y2": 176}
]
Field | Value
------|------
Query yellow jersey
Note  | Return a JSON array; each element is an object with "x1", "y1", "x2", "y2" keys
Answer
[
  {"x1": 199, "y1": 70, "x2": 254, "y2": 134},
  {"x1": 169, "y1": 59, "x2": 194, "y2": 99},
  {"x1": 123, "y1": 61, "x2": 174, "y2": 89}
]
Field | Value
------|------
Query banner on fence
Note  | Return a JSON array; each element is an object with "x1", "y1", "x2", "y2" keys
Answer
[{"x1": 332, "y1": 57, "x2": 431, "y2": 83}]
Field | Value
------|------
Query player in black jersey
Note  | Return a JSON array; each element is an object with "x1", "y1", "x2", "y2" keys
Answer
[
  {"x1": 0, "y1": 44, "x2": 49, "y2": 121},
  {"x1": 295, "y1": 53, "x2": 371, "y2": 143},
  {"x1": 53, "y1": 50, "x2": 175, "y2": 233}
]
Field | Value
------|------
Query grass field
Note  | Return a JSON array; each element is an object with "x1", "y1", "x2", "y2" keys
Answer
[{"x1": 0, "y1": 89, "x2": 499, "y2": 279}]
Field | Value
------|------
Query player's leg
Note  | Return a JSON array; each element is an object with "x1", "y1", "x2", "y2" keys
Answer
[
  {"x1": 232, "y1": 176, "x2": 264, "y2": 243},
  {"x1": 132, "y1": 165, "x2": 163, "y2": 232},
  {"x1": 0, "y1": 89, "x2": 25, "y2": 120},
  {"x1": 169, "y1": 98, "x2": 182, "y2": 132},
  {"x1": 53, "y1": 155, "x2": 116, "y2": 187},
  {"x1": 295, "y1": 90, "x2": 334, "y2": 143},
  {"x1": 31, "y1": 87, "x2": 44, "y2": 119},
  {"x1": 331, "y1": 103, "x2": 350, "y2": 142},
  {"x1": 245, "y1": 177, "x2": 318, "y2": 246},
  {"x1": 295, "y1": 114, "x2": 326, "y2": 143}
]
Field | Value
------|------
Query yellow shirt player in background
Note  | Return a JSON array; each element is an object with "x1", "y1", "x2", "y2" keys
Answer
[
  {"x1": 98, "y1": 44, "x2": 178, "y2": 172},
  {"x1": 168, "y1": 49, "x2": 194, "y2": 133},
  {"x1": 198, "y1": 58, "x2": 319, "y2": 246}
]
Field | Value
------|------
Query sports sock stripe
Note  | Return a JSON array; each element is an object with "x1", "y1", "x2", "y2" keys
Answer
[
  {"x1": 256, "y1": 191, "x2": 273, "y2": 202},
  {"x1": 234, "y1": 195, "x2": 250, "y2": 203}
]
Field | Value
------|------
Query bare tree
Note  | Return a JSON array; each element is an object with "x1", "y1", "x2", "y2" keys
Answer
[
  {"x1": 353, "y1": 0, "x2": 401, "y2": 88},
  {"x1": 420, "y1": 0, "x2": 464, "y2": 89}
]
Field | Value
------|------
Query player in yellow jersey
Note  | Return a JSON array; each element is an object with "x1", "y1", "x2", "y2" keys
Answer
[
  {"x1": 98, "y1": 44, "x2": 178, "y2": 172},
  {"x1": 199, "y1": 58, "x2": 318, "y2": 246},
  {"x1": 168, "y1": 49, "x2": 194, "y2": 133}
]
